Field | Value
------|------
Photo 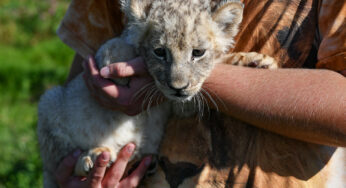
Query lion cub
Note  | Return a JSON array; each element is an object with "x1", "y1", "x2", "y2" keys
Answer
[{"x1": 37, "y1": 0, "x2": 278, "y2": 187}]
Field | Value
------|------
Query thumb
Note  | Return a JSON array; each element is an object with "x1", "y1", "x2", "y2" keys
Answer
[
  {"x1": 100, "y1": 57, "x2": 148, "y2": 79},
  {"x1": 55, "y1": 150, "x2": 81, "y2": 185}
]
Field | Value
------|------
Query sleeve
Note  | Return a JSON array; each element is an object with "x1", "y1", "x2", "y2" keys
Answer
[
  {"x1": 57, "y1": 0, "x2": 125, "y2": 59},
  {"x1": 316, "y1": 0, "x2": 346, "y2": 71}
]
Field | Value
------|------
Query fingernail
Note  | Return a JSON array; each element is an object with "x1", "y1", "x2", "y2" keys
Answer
[
  {"x1": 144, "y1": 156, "x2": 152, "y2": 167},
  {"x1": 101, "y1": 152, "x2": 110, "y2": 161},
  {"x1": 73, "y1": 150, "x2": 81, "y2": 158},
  {"x1": 100, "y1": 67, "x2": 110, "y2": 78},
  {"x1": 127, "y1": 143, "x2": 135, "y2": 154}
]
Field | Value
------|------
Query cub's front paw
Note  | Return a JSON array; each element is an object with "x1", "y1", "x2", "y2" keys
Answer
[
  {"x1": 228, "y1": 52, "x2": 279, "y2": 69},
  {"x1": 74, "y1": 147, "x2": 116, "y2": 176}
]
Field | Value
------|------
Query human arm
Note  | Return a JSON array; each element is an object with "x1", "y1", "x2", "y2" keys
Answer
[
  {"x1": 203, "y1": 63, "x2": 346, "y2": 147},
  {"x1": 55, "y1": 143, "x2": 152, "y2": 188},
  {"x1": 78, "y1": 52, "x2": 345, "y2": 146}
]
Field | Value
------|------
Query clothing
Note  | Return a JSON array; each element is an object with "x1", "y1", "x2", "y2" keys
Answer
[
  {"x1": 57, "y1": 0, "x2": 346, "y2": 187},
  {"x1": 58, "y1": 0, "x2": 345, "y2": 71}
]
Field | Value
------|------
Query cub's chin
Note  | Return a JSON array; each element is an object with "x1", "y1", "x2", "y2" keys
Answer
[
  {"x1": 162, "y1": 88, "x2": 201, "y2": 103},
  {"x1": 165, "y1": 94, "x2": 194, "y2": 102}
]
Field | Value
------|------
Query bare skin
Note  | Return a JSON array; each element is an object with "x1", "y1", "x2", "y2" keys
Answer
[
  {"x1": 58, "y1": 53, "x2": 345, "y2": 186},
  {"x1": 68, "y1": 54, "x2": 346, "y2": 147},
  {"x1": 82, "y1": 56, "x2": 153, "y2": 115},
  {"x1": 55, "y1": 143, "x2": 152, "y2": 188},
  {"x1": 203, "y1": 63, "x2": 346, "y2": 147}
]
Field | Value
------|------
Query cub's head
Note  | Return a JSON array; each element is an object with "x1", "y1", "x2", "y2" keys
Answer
[{"x1": 121, "y1": 0, "x2": 243, "y2": 101}]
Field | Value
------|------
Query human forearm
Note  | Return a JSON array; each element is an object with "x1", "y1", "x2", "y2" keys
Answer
[{"x1": 203, "y1": 64, "x2": 346, "y2": 146}]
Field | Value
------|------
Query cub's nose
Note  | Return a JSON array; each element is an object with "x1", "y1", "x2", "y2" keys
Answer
[{"x1": 168, "y1": 82, "x2": 189, "y2": 94}]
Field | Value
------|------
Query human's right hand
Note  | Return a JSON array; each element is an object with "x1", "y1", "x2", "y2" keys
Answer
[
  {"x1": 55, "y1": 143, "x2": 152, "y2": 188},
  {"x1": 83, "y1": 56, "x2": 161, "y2": 116}
]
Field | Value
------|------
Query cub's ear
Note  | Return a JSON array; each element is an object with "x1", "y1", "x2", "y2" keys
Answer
[
  {"x1": 120, "y1": 0, "x2": 152, "y2": 21},
  {"x1": 212, "y1": 0, "x2": 244, "y2": 37}
]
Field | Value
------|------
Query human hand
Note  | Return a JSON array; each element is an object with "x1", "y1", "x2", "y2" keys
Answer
[
  {"x1": 55, "y1": 143, "x2": 152, "y2": 188},
  {"x1": 83, "y1": 56, "x2": 162, "y2": 116}
]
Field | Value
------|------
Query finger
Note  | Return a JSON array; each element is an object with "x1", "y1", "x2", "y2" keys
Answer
[
  {"x1": 102, "y1": 143, "x2": 136, "y2": 187},
  {"x1": 87, "y1": 56, "x2": 100, "y2": 76},
  {"x1": 84, "y1": 67, "x2": 132, "y2": 109},
  {"x1": 119, "y1": 156, "x2": 152, "y2": 188},
  {"x1": 101, "y1": 57, "x2": 147, "y2": 79},
  {"x1": 84, "y1": 61, "x2": 123, "y2": 98},
  {"x1": 87, "y1": 152, "x2": 110, "y2": 187},
  {"x1": 98, "y1": 81, "x2": 145, "y2": 106},
  {"x1": 83, "y1": 58, "x2": 114, "y2": 90},
  {"x1": 55, "y1": 150, "x2": 81, "y2": 186}
]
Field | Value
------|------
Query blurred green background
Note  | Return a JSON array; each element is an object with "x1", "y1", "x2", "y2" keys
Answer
[{"x1": 0, "y1": 0, "x2": 74, "y2": 187}]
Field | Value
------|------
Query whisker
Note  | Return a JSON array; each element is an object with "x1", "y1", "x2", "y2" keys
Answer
[
  {"x1": 193, "y1": 95, "x2": 199, "y2": 117},
  {"x1": 142, "y1": 85, "x2": 156, "y2": 112},
  {"x1": 133, "y1": 82, "x2": 155, "y2": 101},
  {"x1": 154, "y1": 91, "x2": 160, "y2": 106},
  {"x1": 180, "y1": 101, "x2": 185, "y2": 113},
  {"x1": 145, "y1": 87, "x2": 157, "y2": 112},
  {"x1": 197, "y1": 92, "x2": 204, "y2": 118},
  {"x1": 148, "y1": 89, "x2": 159, "y2": 111},
  {"x1": 195, "y1": 93, "x2": 201, "y2": 115},
  {"x1": 201, "y1": 88, "x2": 219, "y2": 112},
  {"x1": 194, "y1": 94, "x2": 201, "y2": 119},
  {"x1": 200, "y1": 90, "x2": 211, "y2": 118}
]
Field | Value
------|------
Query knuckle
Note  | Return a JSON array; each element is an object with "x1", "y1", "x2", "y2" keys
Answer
[
  {"x1": 118, "y1": 149, "x2": 132, "y2": 160},
  {"x1": 129, "y1": 179, "x2": 139, "y2": 187},
  {"x1": 95, "y1": 159, "x2": 109, "y2": 168},
  {"x1": 91, "y1": 174, "x2": 103, "y2": 181},
  {"x1": 114, "y1": 171, "x2": 124, "y2": 180},
  {"x1": 103, "y1": 181, "x2": 118, "y2": 188},
  {"x1": 113, "y1": 64, "x2": 124, "y2": 76},
  {"x1": 89, "y1": 176, "x2": 103, "y2": 186},
  {"x1": 117, "y1": 63, "x2": 132, "y2": 77}
]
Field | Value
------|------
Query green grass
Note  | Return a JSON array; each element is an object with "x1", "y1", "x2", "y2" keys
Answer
[{"x1": 0, "y1": 0, "x2": 74, "y2": 187}]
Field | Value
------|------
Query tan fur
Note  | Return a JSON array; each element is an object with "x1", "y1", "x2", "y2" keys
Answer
[
  {"x1": 144, "y1": 115, "x2": 345, "y2": 188},
  {"x1": 38, "y1": 0, "x2": 344, "y2": 187}
]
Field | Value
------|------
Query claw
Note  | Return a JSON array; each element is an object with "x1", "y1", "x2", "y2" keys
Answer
[{"x1": 248, "y1": 61, "x2": 259, "y2": 67}]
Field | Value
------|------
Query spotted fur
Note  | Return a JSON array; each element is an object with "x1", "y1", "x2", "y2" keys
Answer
[{"x1": 53, "y1": 0, "x2": 346, "y2": 187}]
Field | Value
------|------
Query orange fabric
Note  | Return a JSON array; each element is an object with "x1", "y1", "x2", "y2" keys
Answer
[
  {"x1": 57, "y1": 0, "x2": 124, "y2": 58},
  {"x1": 56, "y1": 1, "x2": 345, "y2": 187},
  {"x1": 233, "y1": 0, "x2": 319, "y2": 68},
  {"x1": 316, "y1": 1, "x2": 346, "y2": 71},
  {"x1": 57, "y1": 0, "x2": 345, "y2": 71},
  {"x1": 58, "y1": 0, "x2": 345, "y2": 71}
]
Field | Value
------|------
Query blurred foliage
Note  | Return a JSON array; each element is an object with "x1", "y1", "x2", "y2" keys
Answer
[{"x1": 0, "y1": 0, "x2": 74, "y2": 187}]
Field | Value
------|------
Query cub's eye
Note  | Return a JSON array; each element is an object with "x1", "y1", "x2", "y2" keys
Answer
[
  {"x1": 192, "y1": 49, "x2": 206, "y2": 58},
  {"x1": 153, "y1": 48, "x2": 166, "y2": 58}
]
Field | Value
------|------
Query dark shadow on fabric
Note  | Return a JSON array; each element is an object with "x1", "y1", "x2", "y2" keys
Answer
[{"x1": 249, "y1": 0, "x2": 290, "y2": 52}]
